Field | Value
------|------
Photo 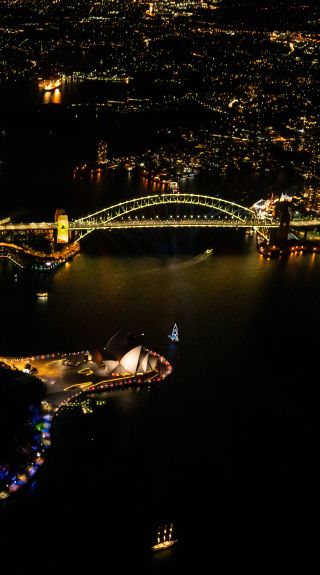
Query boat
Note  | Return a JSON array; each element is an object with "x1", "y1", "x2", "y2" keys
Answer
[
  {"x1": 36, "y1": 291, "x2": 48, "y2": 298},
  {"x1": 169, "y1": 181, "x2": 179, "y2": 192},
  {"x1": 151, "y1": 523, "x2": 177, "y2": 552},
  {"x1": 205, "y1": 248, "x2": 213, "y2": 254},
  {"x1": 39, "y1": 79, "x2": 61, "y2": 92},
  {"x1": 168, "y1": 324, "x2": 179, "y2": 343}
]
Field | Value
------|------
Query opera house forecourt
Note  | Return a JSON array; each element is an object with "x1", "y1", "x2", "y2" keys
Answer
[{"x1": 0, "y1": 330, "x2": 172, "y2": 500}]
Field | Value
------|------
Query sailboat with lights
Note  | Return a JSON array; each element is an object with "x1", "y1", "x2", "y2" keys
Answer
[
  {"x1": 168, "y1": 323, "x2": 179, "y2": 343},
  {"x1": 151, "y1": 523, "x2": 177, "y2": 552}
]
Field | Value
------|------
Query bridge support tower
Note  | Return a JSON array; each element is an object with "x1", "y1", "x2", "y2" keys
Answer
[{"x1": 269, "y1": 201, "x2": 290, "y2": 245}]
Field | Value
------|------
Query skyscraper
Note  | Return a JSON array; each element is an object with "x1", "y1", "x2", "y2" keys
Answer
[{"x1": 97, "y1": 140, "x2": 108, "y2": 164}]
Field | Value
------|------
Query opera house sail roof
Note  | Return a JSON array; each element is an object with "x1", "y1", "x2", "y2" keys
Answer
[{"x1": 99, "y1": 345, "x2": 161, "y2": 377}]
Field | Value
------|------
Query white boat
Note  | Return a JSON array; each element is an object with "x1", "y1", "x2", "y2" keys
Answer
[
  {"x1": 168, "y1": 324, "x2": 179, "y2": 343},
  {"x1": 151, "y1": 523, "x2": 177, "y2": 552},
  {"x1": 36, "y1": 291, "x2": 48, "y2": 298}
]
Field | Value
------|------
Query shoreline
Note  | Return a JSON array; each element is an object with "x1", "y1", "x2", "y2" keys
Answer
[
  {"x1": 258, "y1": 240, "x2": 320, "y2": 258},
  {"x1": 0, "y1": 347, "x2": 173, "y2": 501}
]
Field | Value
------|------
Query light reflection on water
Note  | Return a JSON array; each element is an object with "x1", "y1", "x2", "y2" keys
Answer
[{"x1": 43, "y1": 88, "x2": 62, "y2": 105}]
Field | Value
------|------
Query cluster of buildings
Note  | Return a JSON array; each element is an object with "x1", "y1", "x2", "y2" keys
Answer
[{"x1": 0, "y1": 1, "x2": 319, "y2": 210}]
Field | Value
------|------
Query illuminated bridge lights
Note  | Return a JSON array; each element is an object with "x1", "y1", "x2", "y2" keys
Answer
[
  {"x1": 70, "y1": 193, "x2": 276, "y2": 241},
  {"x1": 74, "y1": 193, "x2": 259, "y2": 225},
  {"x1": 2, "y1": 194, "x2": 319, "y2": 246}
]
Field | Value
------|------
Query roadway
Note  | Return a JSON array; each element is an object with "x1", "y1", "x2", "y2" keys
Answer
[{"x1": 0, "y1": 218, "x2": 319, "y2": 232}]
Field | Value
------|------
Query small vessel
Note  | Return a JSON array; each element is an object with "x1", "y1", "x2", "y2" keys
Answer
[
  {"x1": 36, "y1": 291, "x2": 48, "y2": 298},
  {"x1": 168, "y1": 323, "x2": 179, "y2": 343},
  {"x1": 205, "y1": 248, "x2": 213, "y2": 254},
  {"x1": 39, "y1": 79, "x2": 61, "y2": 92},
  {"x1": 169, "y1": 181, "x2": 179, "y2": 192},
  {"x1": 151, "y1": 523, "x2": 177, "y2": 552}
]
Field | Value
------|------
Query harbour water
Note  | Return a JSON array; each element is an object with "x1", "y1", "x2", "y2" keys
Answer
[{"x1": 0, "y1": 229, "x2": 317, "y2": 569}]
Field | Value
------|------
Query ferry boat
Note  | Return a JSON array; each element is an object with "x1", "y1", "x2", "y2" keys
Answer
[
  {"x1": 36, "y1": 291, "x2": 48, "y2": 298},
  {"x1": 168, "y1": 324, "x2": 179, "y2": 343},
  {"x1": 151, "y1": 523, "x2": 177, "y2": 552},
  {"x1": 39, "y1": 79, "x2": 61, "y2": 92}
]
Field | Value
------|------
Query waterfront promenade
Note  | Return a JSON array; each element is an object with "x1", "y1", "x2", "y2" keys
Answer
[
  {"x1": 0, "y1": 345, "x2": 172, "y2": 500},
  {"x1": 0, "y1": 348, "x2": 172, "y2": 408}
]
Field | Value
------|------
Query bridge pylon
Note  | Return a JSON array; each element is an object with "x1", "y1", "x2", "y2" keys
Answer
[
  {"x1": 55, "y1": 209, "x2": 70, "y2": 244},
  {"x1": 269, "y1": 201, "x2": 290, "y2": 245}
]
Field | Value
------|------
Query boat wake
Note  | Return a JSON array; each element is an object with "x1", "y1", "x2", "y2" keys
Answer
[
  {"x1": 166, "y1": 249, "x2": 213, "y2": 271},
  {"x1": 120, "y1": 250, "x2": 213, "y2": 280}
]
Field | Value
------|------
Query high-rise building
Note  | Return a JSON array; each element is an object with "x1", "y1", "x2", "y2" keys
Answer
[
  {"x1": 303, "y1": 179, "x2": 320, "y2": 212},
  {"x1": 97, "y1": 140, "x2": 108, "y2": 164}
]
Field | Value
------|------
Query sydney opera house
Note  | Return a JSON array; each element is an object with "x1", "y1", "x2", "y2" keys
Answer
[
  {"x1": 81, "y1": 345, "x2": 162, "y2": 378},
  {"x1": 0, "y1": 330, "x2": 173, "y2": 400},
  {"x1": 60, "y1": 329, "x2": 172, "y2": 388}
]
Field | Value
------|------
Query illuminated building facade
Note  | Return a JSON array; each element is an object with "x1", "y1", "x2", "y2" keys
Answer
[
  {"x1": 303, "y1": 180, "x2": 320, "y2": 212},
  {"x1": 97, "y1": 140, "x2": 108, "y2": 164}
]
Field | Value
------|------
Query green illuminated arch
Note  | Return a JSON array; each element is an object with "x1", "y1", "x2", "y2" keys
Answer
[{"x1": 75, "y1": 193, "x2": 258, "y2": 224}]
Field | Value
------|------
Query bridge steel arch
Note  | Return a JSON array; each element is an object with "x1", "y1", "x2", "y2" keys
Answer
[{"x1": 74, "y1": 193, "x2": 272, "y2": 240}]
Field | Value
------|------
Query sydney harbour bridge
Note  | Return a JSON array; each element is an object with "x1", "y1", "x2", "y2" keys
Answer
[{"x1": 0, "y1": 193, "x2": 318, "y2": 267}]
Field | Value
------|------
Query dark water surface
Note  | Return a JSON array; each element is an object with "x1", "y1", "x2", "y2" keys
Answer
[{"x1": 0, "y1": 232, "x2": 317, "y2": 570}]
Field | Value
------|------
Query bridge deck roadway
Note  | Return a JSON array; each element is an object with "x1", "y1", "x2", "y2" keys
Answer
[
  {"x1": 70, "y1": 220, "x2": 278, "y2": 229},
  {"x1": 0, "y1": 219, "x2": 319, "y2": 231}
]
